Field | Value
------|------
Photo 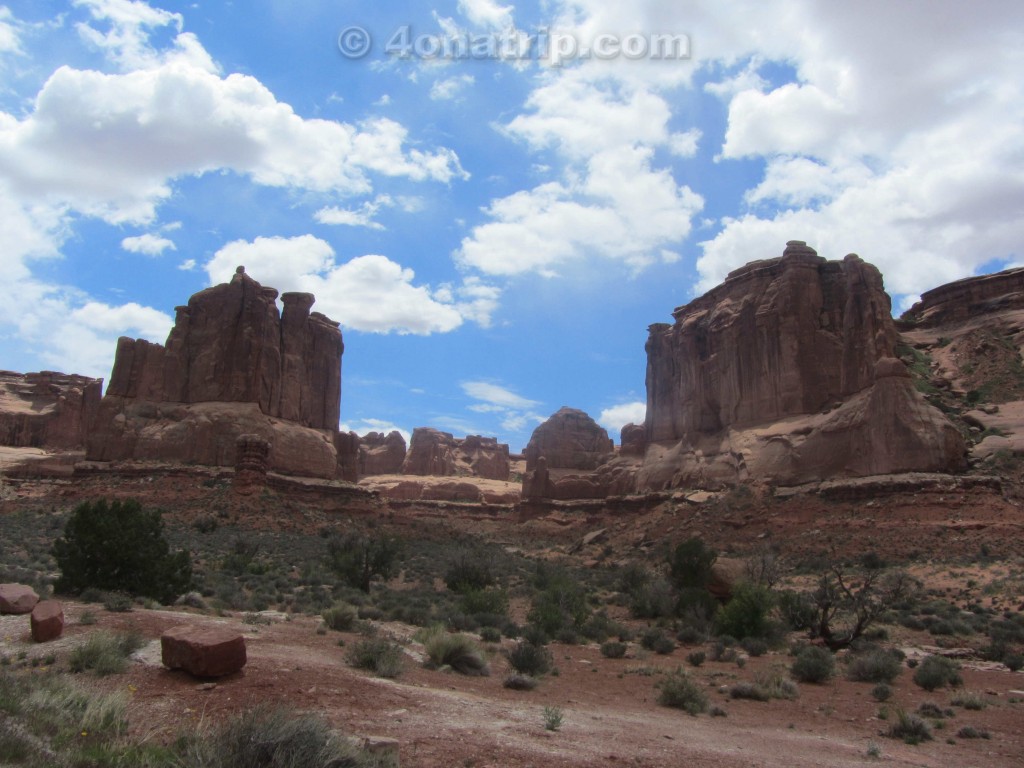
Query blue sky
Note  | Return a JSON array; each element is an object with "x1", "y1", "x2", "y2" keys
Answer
[{"x1": 1, "y1": 1, "x2": 1022, "y2": 452}]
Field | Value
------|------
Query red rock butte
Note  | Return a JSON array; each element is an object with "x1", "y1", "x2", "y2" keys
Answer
[{"x1": 86, "y1": 267, "x2": 357, "y2": 480}]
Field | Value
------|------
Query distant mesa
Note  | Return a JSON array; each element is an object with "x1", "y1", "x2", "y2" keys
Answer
[
  {"x1": 0, "y1": 371, "x2": 101, "y2": 450},
  {"x1": 900, "y1": 266, "x2": 1024, "y2": 328}
]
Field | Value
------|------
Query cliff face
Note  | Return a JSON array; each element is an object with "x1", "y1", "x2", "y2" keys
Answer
[
  {"x1": 107, "y1": 267, "x2": 341, "y2": 430},
  {"x1": 901, "y1": 267, "x2": 1024, "y2": 328},
  {"x1": 87, "y1": 267, "x2": 351, "y2": 479},
  {"x1": 636, "y1": 242, "x2": 966, "y2": 489},
  {"x1": 0, "y1": 371, "x2": 102, "y2": 449},
  {"x1": 400, "y1": 428, "x2": 510, "y2": 481},
  {"x1": 646, "y1": 242, "x2": 897, "y2": 442}
]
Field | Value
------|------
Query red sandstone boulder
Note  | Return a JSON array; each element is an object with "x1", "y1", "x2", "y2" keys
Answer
[
  {"x1": 620, "y1": 423, "x2": 646, "y2": 456},
  {"x1": 525, "y1": 407, "x2": 614, "y2": 471},
  {"x1": 421, "y1": 481, "x2": 483, "y2": 503},
  {"x1": 456, "y1": 435, "x2": 510, "y2": 480},
  {"x1": 359, "y1": 431, "x2": 407, "y2": 475},
  {"x1": 30, "y1": 600, "x2": 64, "y2": 642},
  {"x1": 334, "y1": 430, "x2": 360, "y2": 482},
  {"x1": 0, "y1": 583, "x2": 39, "y2": 614},
  {"x1": 401, "y1": 428, "x2": 457, "y2": 475},
  {"x1": 161, "y1": 625, "x2": 247, "y2": 678},
  {"x1": 0, "y1": 371, "x2": 101, "y2": 449}
]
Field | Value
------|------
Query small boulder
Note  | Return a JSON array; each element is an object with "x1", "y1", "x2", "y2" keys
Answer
[
  {"x1": 30, "y1": 600, "x2": 64, "y2": 642},
  {"x1": 0, "y1": 583, "x2": 39, "y2": 615},
  {"x1": 161, "y1": 625, "x2": 247, "y2": 678}
]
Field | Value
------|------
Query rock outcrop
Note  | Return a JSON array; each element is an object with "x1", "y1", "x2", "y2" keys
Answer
[
  {"x1": 638, "y1": 242, "x2": 966, "y2": 489},
  {"x1": 524, "y1": 408, "x2": 613, "y2": 472},
  {"x1": 87, "y1": 268, "x2": 351, "y2": 480},
  {"x1": 359, "y1": 431, "x2": 407, "y2": 475},
  {"x1": 161, "y1": 625, "x2": 247, "y2": 678},
  {"x1": 0, "y1": 371, "x2": 101, "y2": 449},
  {"x1": 901, "y1": 267, "x2": 1024, "y2": 327},
  {"x1": 401, "y1": 428, "x2": 510, "y2": 480}
]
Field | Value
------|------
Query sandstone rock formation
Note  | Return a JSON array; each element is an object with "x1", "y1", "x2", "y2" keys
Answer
[
  {"x1": 524, "y1": 407, "x2": 613, "y2": 472},
  {"x1": 161, "y1": 625, "x2": 247, "y2": 678},
  {"x1": 637, "y1": 242, "x2": 966, "y2": 489},
  {"x1": 901, "y1": 266, "x2": 1024, "y2": 327},
  {"x1": 87, "y1": 268, "x2": 351, "y2": 480},
  {"x1": 30, "y1": 600, "x2": 64, "y2": 642},
  {"x1": 0, "y1": 583, "x2": 39, "y2": 614},
  {"x1": 0, "y1": 371, "x2": 101, "y2": 449},
  {"x1": 359, "y1": 431, "x2": 407, "y2": 475},
  {"x1": 233, "y1": 434, "x2": 270, "y2": 495},
  {"x1": 401, "y1": 428, "x2": 510, "y2": 480},
  {"x1": 620, "y1": 423, "x2": 646, "y2": 457}
]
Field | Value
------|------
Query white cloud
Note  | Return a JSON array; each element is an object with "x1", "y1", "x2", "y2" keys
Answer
[
  {"x1": 430, "y1": 74, "x2": 474, "y2": 101},
  {"x1": 204, "y1": 235, "x2": 481, "y2": 335},
  {"x1": 315, "y1": 195, "x2": 394, "y2": 230},
  {"x1": 0, "y1": 6, "x2": 24, "y2": 55},
  {"x1": 599, "y1": 401, "x2": 646, "y2": 436},
  {"x1": 177, "y1": 258, "x2": 196, "y2": 271},
  {"x1": 461, "y1": 381, "x2": 540, "y2": 409},
  {"x1": 458, "y1": 0, "x2": 514, "y2": 29},
  {"x1": 121, "y1": 232, "x2": 175, "y2": 255}
]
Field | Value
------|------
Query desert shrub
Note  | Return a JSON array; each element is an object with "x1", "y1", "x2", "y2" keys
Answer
[
  {"x1": 528, "y1": 569, "x2": 590, "y2": 637},
  {"x1": 708, "y1": 640, "x2": 737, "y2": 663},
  {"x1": 503, "y1": 674, "x2": 538, "y2": 691},
  {"x1": 187, "y1": 704, "x2": 370, "y2": 767},
  {"x1": 754, "y1": 670, "x2": 799, "y2": 700},
  {"x1": 686, "y1": 650, "x2": 706, "y2": 668},
  {"x1": 847, "y1": 649, "x2": 902, "y2": 683},
  {"x1": 345, "y1": 637, "x2": 403, "y2": 679},
  {"x1": 776, "y1": 589, "x2": 818, "y2": 631},
  {"x1": 740, "y1": 637, "x2": 769, "y2": 657},
  {"x1": 1004, "y1": 653, "x2": 1024, "y2": 672},
  {"x1": 956, "y1": 725, "x2": 990, "y2": 740},
  {"x1": 675, "y1": 587, "x2": 720, "y2": 628},
  {"x1": 555, "y1": 628, "x2": 580, "y2": 645},
  {"x1": 716, "y1": 583, "x2": 774, "y2": 640},
  {"x1": 192, "y1": 515, "x2": 218, "y2": 534},
  {"x1": 871, "y1": 683, "x2": 892, "y2": 702},
  {"x1": 950, "y1": 691, "x2": 987, "y2": 710},
  {"x1": 69, "y1": 631, "x2": 145, "y2": 676},
  {"x1": 479, "y1": 626, "x2": 502, "y2": 643},
  {"x1": 668, "y1": 537, "x2": 716, "y2": 591},
  {"x1": 912, "y1": 655, "x2": 962, "y2": 691},
  {"x1": 916, "y1": 701, "x2": 952, "y2": 719},
  {"x1": 321, "y1": 602, "x2": 358, "y2": 632},
  {"x1": 52, "y1": 498, "x2": 192, "y2": 604},
  {"x1": 885, "y1": 709, "x2": 933, "y2": 744},
  {"x1": 103, "y1": 591, "x2": 133, "y2": 613},
  {"x1": 506, "y1": 641, "x2": 552, "y2": 677},
  {"x1": 657, "y1": 669, "x2": 708, "y2": 715},
  {"x1": 600, "y1": 641, "x2": 627, "y2": 659},
  {"x1": 729, "y1": 682, "x2": 769, "y2": 701},
  {"x1": 676, "y1": 625, "x2": 706, "y2": 645},
  {"x1": 628, "y1": 578, "x2": 676, "y2": 619},
  {"x1": 542, "y1": 706, "x2": 564, "y2": 732},
  {"x1": 325, "y1": 532, "x2": 401, "y2": 593},
  {"x1": 579, "y1": 611, "x2": 618, "y2": 642},
  {"x1": 790, "y1": 646, "x2": 835, "y2": 684},
  {"x1": 641, "y1": 627, "x2": 674, "y2": 654},
  {"x1": 444, "y1": 552, "x2": 494, "y2": 594},
  {"x1": 460, "y1": 588, "x2": 508, "y2": 617},
  {"x1": 422, "y1": 628, "x2": 489, "y2": 676}
]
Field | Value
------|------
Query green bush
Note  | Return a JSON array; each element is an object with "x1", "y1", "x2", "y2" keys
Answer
[
  {"x1": 847, "y1": 649, "x2": 902, "y2": 683},
  {"x1": 912, "y1": 655, "x2": 962, "y2": 691},
  {"x1": 527, "y1": 571, "x2": 590, "y2": 637},
  {"x1": 421, "y1": 627, "x2": 489, "y2": 676},
  {"x1": 345, "y1": 637, "x2": 403, "y2": 679},
  {"x1": 753, "y1": 670, "x2": 799, "y2": 700},
  {"x1": 641, "y1": 627, "x2": 673, "y2": 653},
  {"x1": 479, "y1": 626, "x2": 502, "y2": 643},
  {"x1": 668, "y1": 538, "x2": 717, "y2": 590},
  {"x1": 188, "y1": 704, "x2": 372, "y2": 767},
  {"x1": 325, "y1": 532, "x2": 401, "y2": 593},
  {"x1": 52, "y1": 498, "x2": 192, "y2": 604},
  {"x1": 716, "y1": 583, "x2": 774, "y2": 640},
  {"x1": 503, "y1": 674, "x2": 538, "y2": 691},
  {"x1": 506, "y1": 641, "x2": 552, "y2": 676},
  {"x1": 686, "y1": 650, "x2": 706, "y2": 667},
  {"x1": 627, "y1": 578, "x2": 676, "y2": 619},
  {"x1": 740, "y1": 637, "x2": 769, "y2": 657},
  {"x1": 885, "y1": 709, "x2": 932, "y2": 745},
  {"x1": 321, "y1": 602, "x2": 358, "y2": 632},
  {"x1": 790, "y1": 646, "x2": 835, "y2": 684},
  {"x1": 69, "y1": 631, "x2": 145, "y2": 677},
  {"x1": 729, "y1": 682, "x2": 769, "y2": 701},
  {"x1": 871, "y1": 683, "x2": 892, "y2": 702},
  {"x1": 460, "y1": 588, "x2": 508, "y2": 616},
  {"x1": 445, "y1": 553, "x2": 494, "y2": 594},
  {"x1": 657, "y1": 669, "x2": 708, "y2": 715},
  {"x1": 600, "y1": 641, "x2": 627, "y2": 659}
]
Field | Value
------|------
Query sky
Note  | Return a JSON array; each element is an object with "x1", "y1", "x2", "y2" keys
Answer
[{"x1": 1, "y1": 1, "x2": 1023, "y2": 452}]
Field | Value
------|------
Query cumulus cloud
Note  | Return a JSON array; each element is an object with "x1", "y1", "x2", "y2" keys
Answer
[
  {"x1": 598, "y1": 401, "x2": 646, "y2": 436},
  {"x1": 0, "y1": 6, "x2": 24, "y2": 55},
  {"x1": 462, "y1": 381, "x2": 544, "y2": 434},
  {"x1": 204, "y1": 235, "x2": 494, "y2": 335},
  {"x1": 121, "y1": 232, "x2": 175, "y2": 255},
  {"x1": 340, "y1": 418, "x2": 411, "y2": 445},
  {"x1": 430, "y1": 74, "x2": 475, "y2": 101},
  {"x1": 458, "y1": 0, "x2": 514, "y2": 29}
]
